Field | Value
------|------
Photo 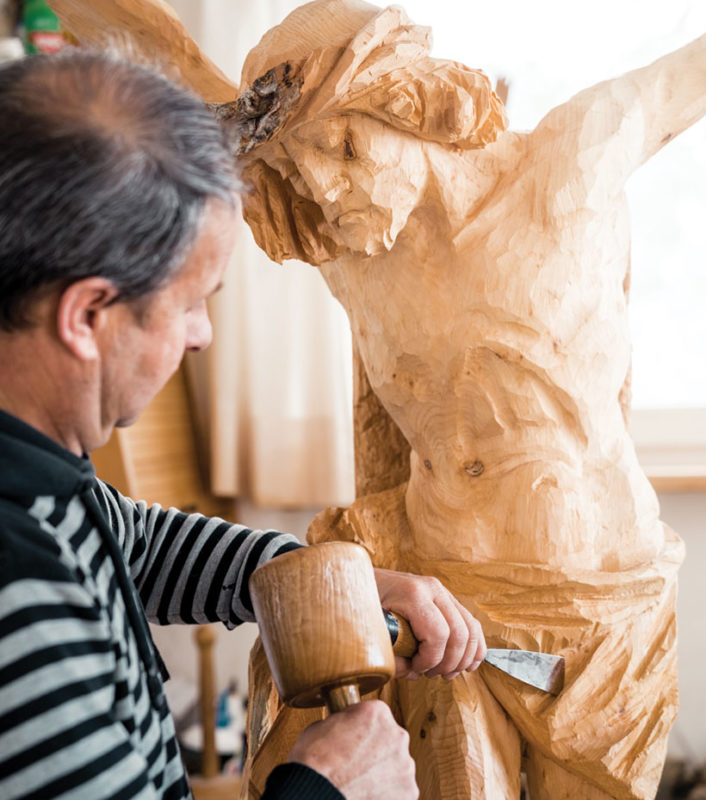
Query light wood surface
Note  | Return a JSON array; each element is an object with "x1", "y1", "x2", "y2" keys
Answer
[
  {"x1": 646, "y1": 470, "x2": 706, "y2": 493},
  {"x1": 196, "y1": 626, "x2": 220, "y2": 779},
  {"x1": 47, "y1": 0, "x2": 237, "y2": 102},
  {"x1": 190, "y1": 773, "x2": 242, "y2": 800}
]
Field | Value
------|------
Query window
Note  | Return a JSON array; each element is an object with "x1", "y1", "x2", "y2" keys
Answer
[{"x1": 402, "y1": 0, "x2": 706, "y2": 487}]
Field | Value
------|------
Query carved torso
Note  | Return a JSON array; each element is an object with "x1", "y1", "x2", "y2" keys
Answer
[{"x1": 321, "y1": 129, "x2": 661, "y2": 571}]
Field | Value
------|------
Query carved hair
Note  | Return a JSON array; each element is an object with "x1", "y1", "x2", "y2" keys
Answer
[{"x1": 225, "y1": 2, "x2": 506, "y2": 153}]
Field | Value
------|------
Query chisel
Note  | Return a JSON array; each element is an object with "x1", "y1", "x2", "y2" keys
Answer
[{"x1": 384, "y1": 610, "x2": 565, "y2": 695}]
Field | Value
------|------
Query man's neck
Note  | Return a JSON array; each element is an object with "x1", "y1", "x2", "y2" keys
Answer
[{"x1": 0, "y1": 328, "x2": 98, "y2": 457}]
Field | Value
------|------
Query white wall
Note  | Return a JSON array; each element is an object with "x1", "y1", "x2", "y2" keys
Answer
[
  {"x1": 153, "y1": 493, "x2": 706, "y2": 762},
  {"x1": 658, "y1": 491, "x2": 706, "y2": 762}
]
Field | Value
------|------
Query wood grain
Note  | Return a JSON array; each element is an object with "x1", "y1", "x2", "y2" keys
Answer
[
  {"x1": 48, "y1": 0, "x2": 237, "y2": 102},
  {"x1": 249, "y1": 542, "x2": 395, "y2": 712}
]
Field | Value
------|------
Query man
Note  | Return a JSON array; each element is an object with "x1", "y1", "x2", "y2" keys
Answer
[{"x1": 0, "y1": 49, "x2": 486, "y2": 799}]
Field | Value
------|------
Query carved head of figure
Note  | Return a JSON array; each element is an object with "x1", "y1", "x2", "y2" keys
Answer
[{"x1": 218, "y1": 0, "x2": 507, "y2": 265}]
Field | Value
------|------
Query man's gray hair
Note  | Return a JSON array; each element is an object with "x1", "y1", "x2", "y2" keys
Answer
[{"x1": 0, "y1": 48, "x2": 240, "y2": 330}]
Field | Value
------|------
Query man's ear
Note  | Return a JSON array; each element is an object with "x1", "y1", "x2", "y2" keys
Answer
[{"x1": 56, "y1": 277, "x2": 121, "y2": 360}]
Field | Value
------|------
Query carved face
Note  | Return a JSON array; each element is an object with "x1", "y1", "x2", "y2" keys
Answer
[
  {"x1": 283, "y1": 113, "x2": 427, "y2": 256},
  {"x1": 233, "y1": 3, "x2": 506, "y2": 266}
]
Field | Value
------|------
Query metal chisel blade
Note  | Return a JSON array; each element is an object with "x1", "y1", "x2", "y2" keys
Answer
[{"x1": 483, "y1": 648, "x2": 565, "y2": 695}]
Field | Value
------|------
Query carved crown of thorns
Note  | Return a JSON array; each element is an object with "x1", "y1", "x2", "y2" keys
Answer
[{"x1": 211, "y1": 0, "x2": 507, "y2": 157}]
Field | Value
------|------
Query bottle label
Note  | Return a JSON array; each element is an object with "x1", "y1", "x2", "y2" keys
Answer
[{"x1": 26, "y1": 30, "x2": 65, "y2": 55}]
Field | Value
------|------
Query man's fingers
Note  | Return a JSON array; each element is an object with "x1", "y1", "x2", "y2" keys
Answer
[
  {"x1": 374, "y1": 567, "x2": 486, "y2": 681},
  {"x1": 417, "y1": 597, "x2": 470, "y2": 678},
  {"x1": 407, "y1": 596, "x2": 486, "y2": 679},
  {"x1": 394, "y1": 655, "x2": 420, "y2": 679},
  {"x1": 409, "y1": 604, "x2": 450, "y2": 675},
  {"x1": 457, "y1": 606, "x2": 486, "y2": 673}
]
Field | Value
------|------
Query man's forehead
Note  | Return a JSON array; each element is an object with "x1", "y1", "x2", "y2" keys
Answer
[{"x1": 178, "y1": 201, "x2": 239, "y2": 279}]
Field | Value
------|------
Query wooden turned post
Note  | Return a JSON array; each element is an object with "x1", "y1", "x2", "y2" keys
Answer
[
  {"x1": 249, "y1": 542, "x2": 395, "y2": 714},
  {"x1": 190, "y1": 624, "x2": 242, "y2": 800},
  {"x1": 194, "y1": 625, "x2": 219, "y2": 779}
]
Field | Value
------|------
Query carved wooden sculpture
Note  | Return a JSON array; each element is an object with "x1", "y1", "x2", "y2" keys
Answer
[
  {"x1": 46, "y1": 1, "x2": 703, "y2": 797},
  {"x1": 221, "y1": 3, "x2": 705, "y2": 798}
]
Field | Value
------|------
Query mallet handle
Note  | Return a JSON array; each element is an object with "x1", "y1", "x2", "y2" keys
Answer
[
  {"x1": 320, "y1": 612, "x2": 418, "y2": 714},
  {"x1": 324, "y1": 684, "x2": 362, "y2": 713}
]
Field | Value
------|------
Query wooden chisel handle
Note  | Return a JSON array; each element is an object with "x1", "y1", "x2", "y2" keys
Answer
[{"x1": 383, "y1": 610, "x2": 419, "y2": 659}]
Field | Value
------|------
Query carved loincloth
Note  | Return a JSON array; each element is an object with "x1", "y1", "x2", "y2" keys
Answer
[{"x1": 244, "y1": 484, "x2": 684, "y2": 800}]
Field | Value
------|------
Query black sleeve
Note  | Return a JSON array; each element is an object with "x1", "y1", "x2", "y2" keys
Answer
[
  {"x1": 94, "y1": 480, "x2": 302, "y2": 627},
  {"x1": 261, "y1": 763, "x2": 345, "y2": 799}
]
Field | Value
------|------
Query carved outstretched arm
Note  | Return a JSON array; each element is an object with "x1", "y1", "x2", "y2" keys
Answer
[
  {"x1": 528, "y1": 34, "x2": 706, "y2": 208},
  {"x1": 48, "y1": 0, "x2": 237, "y2": 103}
]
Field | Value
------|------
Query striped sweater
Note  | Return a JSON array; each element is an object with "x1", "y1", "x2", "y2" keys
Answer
[{"x1": 0, "y1": 410, "x2": 343, "y2": 799}]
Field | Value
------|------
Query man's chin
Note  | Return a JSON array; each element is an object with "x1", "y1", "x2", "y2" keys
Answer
[{"x1": 87, "y1": 416, "x2": 137, "y2": 455}]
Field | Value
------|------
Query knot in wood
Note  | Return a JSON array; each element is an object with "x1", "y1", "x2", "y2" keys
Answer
[
  {"x1": 423, "y1": 459, "x2": 433, "y2": 471},
  {"x1": 211, "y1": 62, "x2": 302, "y2": 155},
  {"x1": 343, "y1": 131, "x2": 356, "y2": 160},
  {"x1": 464, "y1": 461, "x2": 484, "y2": 477}
]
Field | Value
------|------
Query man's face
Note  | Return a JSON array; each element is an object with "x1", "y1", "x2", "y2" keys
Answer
[
  {"x1": 284, "y1": 113, "x2": 426, "y2": 255},
  {"x1": 97, "y1": 200, "x2": 239, "y2": 431}
]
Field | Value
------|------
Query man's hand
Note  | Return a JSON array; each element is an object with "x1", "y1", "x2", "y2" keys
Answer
[
  {"x1": 287, "y1": 700, "x2": 418, "y2": 799},
  {"x1": 373, "y1": 568, "x2": 486, "y2": 680}
]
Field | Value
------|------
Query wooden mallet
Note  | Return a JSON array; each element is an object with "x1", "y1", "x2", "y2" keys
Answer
[{"x1": 249, "y1": 541, "x2": 395, "y2": 714}]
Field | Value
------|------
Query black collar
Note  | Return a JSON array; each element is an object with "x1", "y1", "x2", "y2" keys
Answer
[{"x1": 0, "y1": 408, "x2": 96, "y2": 501}]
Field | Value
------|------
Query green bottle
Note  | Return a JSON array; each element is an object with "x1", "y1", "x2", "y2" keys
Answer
[{"x1": 22, "y1": 0, "x2": 64, "y2": 55}]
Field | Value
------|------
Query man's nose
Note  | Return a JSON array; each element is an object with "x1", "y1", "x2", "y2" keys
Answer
[{"x1": 186, "y1": 306, "x2": 213, "y2": 352}]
